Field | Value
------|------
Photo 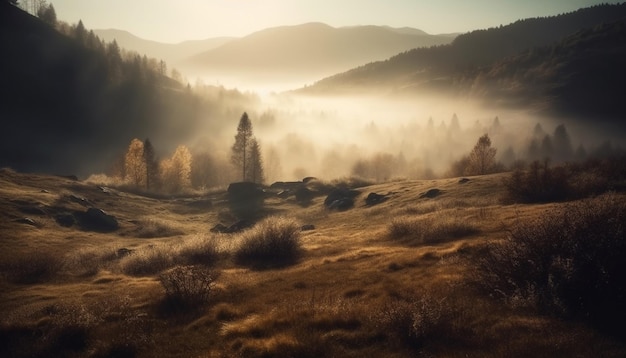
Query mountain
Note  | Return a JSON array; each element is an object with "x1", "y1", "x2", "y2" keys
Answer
[
  {"x1": 94, "y1": 29, "x2": 234, "y2": 66},
  {"x1": 298, "y1": 4, "x2": 626, "y2": 126},
  {"x1": 0, "y1": 3, "x2": 256, "y2": 177},
  {"x1": 184, "y1": 22, "x2": 456, "y2": 87}
]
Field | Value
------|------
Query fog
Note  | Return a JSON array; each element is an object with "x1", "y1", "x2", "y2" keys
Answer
[{"x1": 178, "y1": 87, "x2": 622, "y2": 186}]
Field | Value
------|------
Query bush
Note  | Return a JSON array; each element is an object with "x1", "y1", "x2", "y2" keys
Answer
[
  {"x1": 474, "y1": 194, "x2": 626, "y2": 335},
  {"x1": 175, "y1": 235, "x2": 220, "y2": 266},
  {"x1": 502, "y1": 160, "x2": 569, "y2": 203},
  {"x1": 387, "y1": 216, "x2": 478, "y2": 245},
  {"x1": 234, "y1": 217, "x2": 302, "y2": 268},
  {"x1": 119, "y1": 246, "x2": 173, "y2": 276},
  {"x1": 158, "y1": 265, "x2": 219, "y2": 311}
]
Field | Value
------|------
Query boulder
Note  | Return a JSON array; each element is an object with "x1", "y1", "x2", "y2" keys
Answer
[
  {"x1": 55, "y1": 213, "x2": 76, "y2": 227},
  {"x1": 77, "y1": 208, "x2": 119, "y2": 232},
  {"x1": 324, "y1": 188, "x2": 360, "y2": 208},
  {"x1": 420, "y1": 188, "x2": 442, "y2": 199},
  {"x1": 365, "y1": 192, "x2": 388, "y2": 206},
  {"x1": 301, "y1": 224, "x2": 315, "y2": 231},
  {"x1": 459, "y1": 178, "x2": 470, "y2": 184},
  {"x1": 14, "y1": 217, "x2": 37, "y2": 226},
  {"x1": 328, "y1": 198, "x2": 354, "y2": 211},
  {"x1": 116, "y1": 248, "x2": 134, "y2": 258}
]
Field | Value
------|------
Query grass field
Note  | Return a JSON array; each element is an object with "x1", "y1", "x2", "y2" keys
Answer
[{"x1": 0, "y1": 168, "x2": 624, "y2": 357}]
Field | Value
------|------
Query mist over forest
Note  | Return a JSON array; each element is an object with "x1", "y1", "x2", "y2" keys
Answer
[{"x1": 1, "y1": 1, "x2": 625, "y2": 188}]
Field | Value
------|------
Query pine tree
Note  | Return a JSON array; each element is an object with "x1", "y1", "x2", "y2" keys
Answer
[
  {"x1": 248, "y1": 138, "x2": 265, "y2": 184},
  {"x1": 231, "y1": 112, "x2": 253, "y2": 181}
]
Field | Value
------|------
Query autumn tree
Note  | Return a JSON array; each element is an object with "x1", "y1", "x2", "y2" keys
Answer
[
  {"x1": 124, "y1": 138, "x2": 146, "y2": 187},
  {"x1": 231, "y1": 112, "x2": 254, "y2": 181},
  {"x1": 160, "y1": 145, "x2": 192, "y2": 193},
  {"x1": 467, "y1": 134, "x2": 497, "y2": 175},
  {"x1": 143, "y1": 138, "x2": 158, "y2": 190},
  {"x1": 248, "y1": 138, "x2": 265, "y2": 184}
]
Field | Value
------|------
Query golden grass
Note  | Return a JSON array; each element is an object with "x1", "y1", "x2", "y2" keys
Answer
[{"x1": 1, "y1": 170, "x2": 625, "y2": 357}]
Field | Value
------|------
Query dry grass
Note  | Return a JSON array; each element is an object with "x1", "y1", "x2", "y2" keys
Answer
[
  {"x1": 388, "y1": 215, "x2": 479, "y2": 245},
  {"x1": 1, "y1": 169, "x2": 625, "y2": 357}
]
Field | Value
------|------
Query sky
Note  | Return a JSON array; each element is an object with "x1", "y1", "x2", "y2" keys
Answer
[{"x1": 50, "y1": 0, "x2": 622, "y2": 43}]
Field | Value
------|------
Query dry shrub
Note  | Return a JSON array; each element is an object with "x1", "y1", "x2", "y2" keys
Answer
[
  {"x1": 158, "y1": 265, "x2": 219, "y2": 312},
  {"x1": 371, "y1": 295, "x2": 454, "y2": 350},
  {"x1": 119, "y1": 245, "x2": 173, "y2": 276},
  {"x1": 174, "y1": 234, "x2": 220, "y2": 266},
  {"x1": 234, "y1": 217, "x2": 302, "y2": 268},
  {"x1": 388, "y1": 216, "x2": 478, "y2": 245},
  {"x1": 132, "y1": 219, "x2": 184, "y2": 238},
  {"x1": 64, "y1": 246, "x2": 119, "y2": 276},
  {"x1": 1, "y1": 250, "x2": 63, "y2": 284},
  {"x1": 474, "y1": 194, "x2": 626, "y2": 335}
]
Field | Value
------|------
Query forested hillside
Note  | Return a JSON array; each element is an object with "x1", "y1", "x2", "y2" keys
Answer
[
  {"x1": 0, "y1": 2, "x2": 257, "y2": 177},
  {"x1": 302, "y1": 3, "x2": 626, "y2": 126}
]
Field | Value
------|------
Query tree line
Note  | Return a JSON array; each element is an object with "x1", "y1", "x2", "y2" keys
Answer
[{"x1": 116, "y1": 112, "x2": 265, "y2": 193}]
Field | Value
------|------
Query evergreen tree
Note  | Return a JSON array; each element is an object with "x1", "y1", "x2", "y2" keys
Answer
[
  {"x1": 231, "y1": 112, "x2": 253, "y2": 181},
  {"x1": 37, "y1": 3, "x2": 56, "y2": 26},
  {"x1": 248, "y1": 138, "x2": 265, "y2": 184},
  {"x1": 552, "y1": 124, "x2": 573, "y2": 162}
]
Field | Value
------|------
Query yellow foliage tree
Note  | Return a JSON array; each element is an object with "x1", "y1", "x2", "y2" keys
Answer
[
  {"x1": 125, "y1": 138, "x2": 146, "y2": 187},
  {"x1": 160, "y1": 145, "x2": 192, "y2": 192}
]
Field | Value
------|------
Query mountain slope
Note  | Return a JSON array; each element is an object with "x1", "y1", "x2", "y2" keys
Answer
[
  {"x1": 94, "y1": 29, "x2": 234, "y2": 65},
  {"x1": 299, "y1": 3, "x2": 626, "y2": 124},
  {"x1": 185, "y1": 22, "x2": 455, "y2": 85},
  {"x1": 304, "y1": 4, "x2": 626, "y2": 92}
]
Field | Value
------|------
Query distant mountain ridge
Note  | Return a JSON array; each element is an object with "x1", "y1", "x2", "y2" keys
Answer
[
  {"x1": 184, "y1": 22, "x2": 456, "y2": 86},
  {"x1": 300, "y1": 3, "x2": 626, "y2": 124},
  {"x1": 94, "y1": 29, "x2": 234, "y2": 65}
]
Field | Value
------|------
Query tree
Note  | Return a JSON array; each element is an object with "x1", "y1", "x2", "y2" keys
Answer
[
  {"x1": 231, "y1": 112, "x2": 253, "y2": 181},
  {"x1": 124, "y1": 138, "x2": 146, "y2": 187},
  {"x1": 467, "y1": 134, "x2": 497, "y2": 175},
  {"x1": 552, "y1": 124, "x2": 573, "y2": 163},
  {"x1": 37, "y1": 3, "x2": 56, "y2": 26},
  {"x1": 248, "y1": 139, "x2": 265, "y2": 184},
  {"x1": 160, "y1": 145, "x2": 192, "y2": 193},
  {"x1": 143, "y1": 138, "x2": 158, "y2": 190}
]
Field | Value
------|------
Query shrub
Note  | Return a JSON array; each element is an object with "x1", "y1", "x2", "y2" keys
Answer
[
  {"x1": 158, "y1": 265, "x2": 219, "y2": 311},
  {"x1": 474, "y1": 194, "x2": 626, "y2": 335},
  {"x1": 132, "y1": 219, "x2": 184, "y2": 238},
  {"x1": 502, "y1": 160, "x2": 569, "y2": 203},
  {"x1": 234, "y1": 217, "x2": 302, "y2": 268},
  {"x1": 175, "y1": 235, "x2": 220, "y2": 266},
  {"x1": 387, "y1": 216, "x2": 478, "y2": 245},
  {"x1": 119, "y1": 246, "x2": 173, "y2": 276},
  {"x1": 372, "y1": 295, "x2": 453, "y2": 350}
]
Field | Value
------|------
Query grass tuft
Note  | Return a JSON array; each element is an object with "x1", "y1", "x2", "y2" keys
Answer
[
  {"x1": 234, "y1": 217, "x2": 303, "y2": 268},
  {"x1": 388, "y1": 216, "x2": 479, "y2": 245}
]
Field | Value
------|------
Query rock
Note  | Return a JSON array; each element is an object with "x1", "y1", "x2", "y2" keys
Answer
[
  {"x1": 211, "y1": 220, "x2": 254, "y2": 234},
  {"x1": 55, "y1": 213, "x2": 76, "y2": 227},
  {"x1": 302, "y1": 177, "x2": 318, "y2": 183},
  {"x1": 269, "y1": 181, "x2": 303, "y2": 191},
  {"x1": 228, "y1": 220, "x2": 254, "y2": 233},
  {"x1": 365, "y1": 192, "x2": 388, "y2": 206},
  {"x1": 324, "y1": 188, "x2": 360, "y2": 208},
  {"x1": 328, "y1": 198, "x2": 354, "y2": 211},
  {"x1": 420, "y1": 188, "x2": 442, "y2": 199},
  {"x1": 277, "y1": 190, "x2": 292, "y2": 199},
  {"x1": 210, "y1": 223, "x2": 229, "y2": 233},
  {"x1": 15, "y1": 217, "x2": 37, "y2": 226},
  {"x1": 68, "y1": 194, "x2": 91, "y2": 207},
  {"x1": 18, "y1": 205, "x2": 46, "y2": 215},
  {"x1": 77, "y1": 208, "x2": 119, "y2": 232},
  {"x1": 301, "y1": 224, "x2": 315, "y2": 231},
  {"x1": 459, "y1": 178, "x2": 470, "y2": 184},
  {"x1": 295, "y1": 187, "x2": 316, "y2": 204}
]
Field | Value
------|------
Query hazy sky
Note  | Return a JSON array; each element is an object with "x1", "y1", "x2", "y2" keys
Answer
[{"x1": 51, "y1": 0, "x2": 621, "y2": 43}]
